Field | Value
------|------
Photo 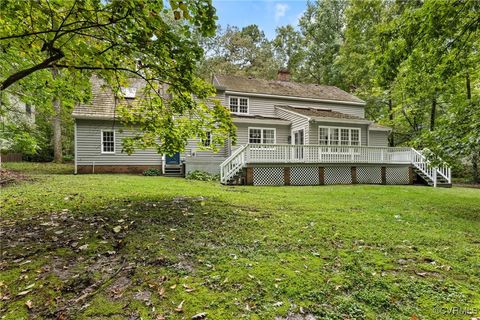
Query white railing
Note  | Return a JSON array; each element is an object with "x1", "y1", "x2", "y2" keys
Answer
[
  {"x1": 411, "y1": 149, "x2": 451, "y2": 186},
  {"x1": 220, "y1": 144, "x2": 248, "y2": 184},
  {"x1": 246, "y1": 144, "x2": 413, "y2": 164},
  {"x1": 220, "y1": 144, "x2": 451, "y2": 187}
]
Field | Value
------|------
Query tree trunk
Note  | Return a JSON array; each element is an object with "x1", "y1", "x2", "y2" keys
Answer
[
  {"x1": 430, "y1": 96, "x2": 436, "y2": 131},
  {"x1": 388, "y1": 98, "x2": 394, "y2": 147},
  {"x1": 473, "y1": 152, "x2": 479, "y2": 184},
  {"x1": 466, "y1": 71, "x2": 471, "y2": 100},
  {"x1": 51, "y1": 68, "x2": 63, "y2": 163}
]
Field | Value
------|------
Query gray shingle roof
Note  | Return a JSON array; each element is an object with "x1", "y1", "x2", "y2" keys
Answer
[
  {"x1": 72, "y1": 77, "x2": 147, "y2": 119},
  {"x1": 213, "y1": 74, "x2": 365, "y2": 104}
]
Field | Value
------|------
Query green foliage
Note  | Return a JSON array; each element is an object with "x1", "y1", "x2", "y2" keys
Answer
[
  {"x1": 142, "y1": 168, "x2": 163, "y2": 176},
  {"x1": 186, "y1": 170, "x2": 219, "y2": 181},
  {"x1": 1, "y1": 0, "x2": 234, "y2": 157},
  {"x1": 298, "y1": 0, "x2": 348, "y2": 87},
  {"x1": 198, "y1": 24, "x2": 280, "y2": 80}
]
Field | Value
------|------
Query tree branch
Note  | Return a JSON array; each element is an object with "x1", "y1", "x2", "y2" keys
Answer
[{"x1": 0, "y1": 51, "x2": 64, "y2": 90}]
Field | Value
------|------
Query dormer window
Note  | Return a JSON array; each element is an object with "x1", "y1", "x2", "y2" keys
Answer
[
  {"x1": 120, "y1": 87, "x2": 136, "y2": 99},
  {"x1": 229, "y1": 96, "x2": 248, "y2": 114}
]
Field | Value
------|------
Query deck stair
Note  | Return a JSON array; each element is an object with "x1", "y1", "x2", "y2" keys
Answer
[
  {"x1": 411, "y1": 149, "x2": 451, "y2": 187},
  {"x1": 220, "y1": 144, "x2": 451, "y2": 187}
]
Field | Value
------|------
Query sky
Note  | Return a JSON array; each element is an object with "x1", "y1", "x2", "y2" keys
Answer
[{"x1": 212, "y1": 0, "x2": 308, "y2": 39}]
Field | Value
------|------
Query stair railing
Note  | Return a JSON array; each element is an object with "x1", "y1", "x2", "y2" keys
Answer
[
  {"x1": 220, "y1": 144, "x2": 248, "y2": 184},
  {"x1": 411, "y1": 148, "x2": 451, "y2": 185}
]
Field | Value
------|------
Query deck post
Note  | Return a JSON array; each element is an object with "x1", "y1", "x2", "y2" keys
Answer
[
  {"x1": 319, "y1": 167, "x2": 325, "y2": 185},
  {"x1": 284, "y1": 167, "x2": 291, "y2": 186},
  {"x1": 351, "y1": 166, "x2": 357, "y2": 184},
  {"x1": 381, "y1": 166, "x2": 386, "y2": 185},
  {"x1": 245, "y1": 167, "x2": 254, "y2": 185}
]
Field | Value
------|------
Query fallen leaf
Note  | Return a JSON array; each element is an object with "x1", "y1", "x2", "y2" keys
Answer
[
  {"x1": 113, "y1": 226, "x2": 122, "y2": 233},
  {"x1": 79, "y1": 244, "x2": 88, "y2": 251},
  {"x1": 191, "y1": 312, "x2": 207, "y2": 319},
  {"x1": 273, "y1": 301, "x2": 283, "y2": 307},
  {"x1": 17, "y1": 290, "x2": 32, "y2": 296},
  {"x1": 24, "y1": 283, "x2": 35, "y2": 290},
  {"x1": 158, "y1": 287, "x2": 165, "y2": 296},
  {"x1": 25, "y1": 300, "x2": 33, "y2": 309},
  {"x1": 175, "y1": 300, "x2": 184, "y2": 312},
  {"x1": 170, "y1": 284, "x2": 177, "y2": 289}
]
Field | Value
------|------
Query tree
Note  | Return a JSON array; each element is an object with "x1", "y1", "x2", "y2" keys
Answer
[
  {"x1": 272, "y1": 25, "x2": 304, "y2": 77},
  {"x1": 298, "y1": 0, "x2": 348, "y2": 87},
  {"x1": 198, "y1": 24, "x2": 279, "y2": 79},
  {"x1": 0, "y1": 0, "x2": 235, "y2": 156}
]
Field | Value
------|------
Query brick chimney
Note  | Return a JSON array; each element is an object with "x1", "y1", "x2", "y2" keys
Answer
[{"x1": 277, "y1": 69, "x2": 290, "y2": 81}]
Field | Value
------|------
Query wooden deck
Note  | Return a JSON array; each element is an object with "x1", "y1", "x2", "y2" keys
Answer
[{"x1": 220, "y1": 144, "x2": 451, "y2": 187}]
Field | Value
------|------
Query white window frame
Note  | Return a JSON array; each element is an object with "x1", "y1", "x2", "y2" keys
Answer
[
  {"x1": 101, "y1": 129, "x2": 116, "y2": 154},
  {"x1": 248, "y1": 127, "x2": 276, "y2": 145},
  {"x1": 229, "y1": 96, "x2": 249, "y2": 115},
  {"x1": 318, "y1": 126, "x2": 361, "y2": 150}
]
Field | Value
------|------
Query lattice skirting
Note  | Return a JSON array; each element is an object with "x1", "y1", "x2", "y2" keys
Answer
[
  {"x1": 386, "y1": 166, "x2": 410, "y2": 184},
  {"x1": 247, "y1": 165, "x2": 411, "y2": 186},
  {"x1": 357, "y1": 166, "x2": 382, "y2": 184},
  {"x1": 325, "y1": 167, "x2": 352, "y2": 185},
  {"x1": 253, "y1": 167, "x2": 285, "y2": 185},
  {"x1": 291, "y1": 167, "x2": 319, "y2": 185}
]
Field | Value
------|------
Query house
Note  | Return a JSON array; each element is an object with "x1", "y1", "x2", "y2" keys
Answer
[
  {"x1": 72, "y1": 72, "x2": 451, "y2": 187},
  {"x1": 0, "y1": 94, "x2": 35, "y2": 163}
]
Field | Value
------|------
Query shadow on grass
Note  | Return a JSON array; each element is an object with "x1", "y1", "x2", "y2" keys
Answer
[{"x1": 0, "y1": 195, "x2": 256, "y2": 319}]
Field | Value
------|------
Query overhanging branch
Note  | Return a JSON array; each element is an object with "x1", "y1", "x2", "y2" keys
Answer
[{"x1": 0, "y1": 51, "x2": 64, "y2": 91}]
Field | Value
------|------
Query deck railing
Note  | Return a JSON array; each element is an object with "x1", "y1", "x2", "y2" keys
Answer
[
  {"x1": 246, "y1": 144, "x2": 413, "y2": 164},
  {"x1": 220, "y1": 144, "x2": 451, "y2": 186}
]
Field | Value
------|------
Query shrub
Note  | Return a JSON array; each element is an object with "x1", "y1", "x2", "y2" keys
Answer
[
  {"x1": 143, "y1": 168, "x2": 162, "y2": 176},
  {"x1": 186, "y1": 170, "x2": 219, "y2": 181}
]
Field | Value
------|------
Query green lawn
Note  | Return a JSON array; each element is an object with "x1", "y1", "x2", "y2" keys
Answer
[{"x1": 1, "y1": 163, "x2": 479, "y2": 319}]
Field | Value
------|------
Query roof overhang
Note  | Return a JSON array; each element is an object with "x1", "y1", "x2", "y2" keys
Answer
[
  {"x1": 232, "y1": 116, "x2": 291, "y2": 126},
  {"x1": 224, "y1": 90, "x2": 366, "y2": 106},
  {"x1": 369, "y1": 126, "x2": 392, "y2": 132},
  {"x1": 72, "y1": 114, "x2": 115, "y2": 121},
  {"x1": 311, "y1": 117, "x2": 372, "y2": 125}
]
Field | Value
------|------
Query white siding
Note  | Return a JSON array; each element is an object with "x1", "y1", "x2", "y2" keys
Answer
[
  {"x1": 184, "y1": 138, "x2": 229, "y2": 159},
  {"x1": 76, "y1": 120, "x2": 163, "y2": 165},
  {"x1": 369, "y1": 130, "x2": 389, "y2": 147},
  {"x1": 275, "y1": 108, "x2": 310, "y2": 144},
  {"x1": 233, "y1": 123, "x2": 290, "y2": 150},
  {"x1": 223, "y1": 94, "x2": 365, "y2": 118}
]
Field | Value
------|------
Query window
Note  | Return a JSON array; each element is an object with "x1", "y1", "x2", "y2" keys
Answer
[
  {"x1": 318, "y1": 126, "x2": 360, "y2": 146},
  {"x1": 202, "y1": 132, "x2": 212, "y2": 147},
  {"x1": 101, "y1": 130, "x2": 115, "y2": 153},
  {"x1": 229, "y1": 96, "x2": 249, "y2": 114},
  {"x1": 249, "y1": 128, "x2": 275, "y2": 144},
  {"x1": 120, "y1": 87, "x2": 136, "y2": 98}
]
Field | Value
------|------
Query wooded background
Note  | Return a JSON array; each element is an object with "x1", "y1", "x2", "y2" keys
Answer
[{"x1": 1, "y1": 0, "x2": 479, "y2": 182}]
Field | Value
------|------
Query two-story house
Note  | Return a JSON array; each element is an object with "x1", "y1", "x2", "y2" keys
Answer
[{"x1": 72, "y1": 72, "x2": 451, "y2": 187}]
